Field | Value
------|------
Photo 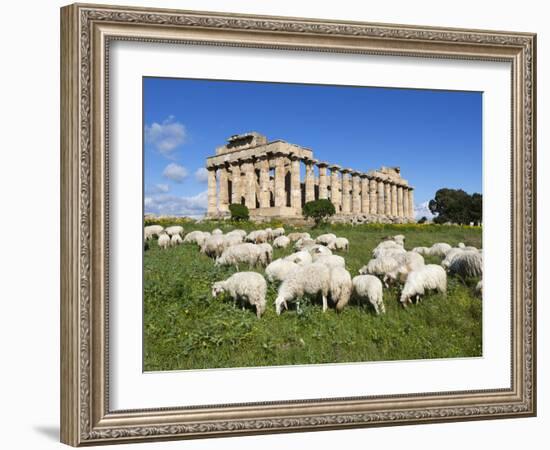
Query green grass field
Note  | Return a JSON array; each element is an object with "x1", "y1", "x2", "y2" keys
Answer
[{"x1": 143, "y1": 221, "x2": 482, "y2": 371}]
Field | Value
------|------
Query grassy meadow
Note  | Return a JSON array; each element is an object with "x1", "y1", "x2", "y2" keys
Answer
[{"x1": 143, "y1": 220, "x2": 482, "y2": 371}]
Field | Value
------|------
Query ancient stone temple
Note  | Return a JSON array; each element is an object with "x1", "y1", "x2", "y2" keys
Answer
[{"x1": 205, "y1": 132, "x2": 415, "y2": 223}]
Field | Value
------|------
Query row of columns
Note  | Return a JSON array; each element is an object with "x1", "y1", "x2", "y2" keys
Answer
[{"x1": 207, "y1": 154, "x2": 415, "y2": 219}]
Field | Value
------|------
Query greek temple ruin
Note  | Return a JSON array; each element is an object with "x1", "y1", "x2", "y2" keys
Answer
[{"x1": 206, "y1": 132, "x2": 415, "y2": 223}]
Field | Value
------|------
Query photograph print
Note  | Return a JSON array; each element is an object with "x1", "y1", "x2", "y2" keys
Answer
[{"x1": 143, "y1": 77, "x2": 483, "y2": 372}]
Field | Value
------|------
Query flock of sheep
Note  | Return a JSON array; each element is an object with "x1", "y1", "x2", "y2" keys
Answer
[{"x1": 144, "y1": 224, "x2": 483, "y2": 319}]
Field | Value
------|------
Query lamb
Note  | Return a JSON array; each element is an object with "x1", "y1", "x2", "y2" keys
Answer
[
  {"x1": 272, "y1": 227, "x2": 285, "y2": 238},
  {"x1": 399, "y1": 264, "x2": 447, "y2": 306},
  {"x1": 165, "y1": 225, "x2": 184, "y2": 237},
  {"x1": 287, "y1": 232, "x2": 311, "y2": 242},
  {"x1": 200, "y1": 234, "x2": 225, "y2": 258},
  {"x1": 265, "y1": 259, "x2": 299, "y2": 283},
  {"x1": 315, "y1": 233, "x2": 337, "y2": 245},
  {"x1": 352, "y1": 275, "x2": 385, "y2": 314},
  {"x1": 448, "y1": 250, "x2": 483, "y2": 279},
  {"x1": 275, "y1": 263, "x2": 331, "y2": 314},
  {"x1": 273, "y1": 235, "x2": 291, "y2": 249},
  {"x1": 327, "y1": 237, "x2": 349, "y2": 251},
  {"x1": 314, "y1": 254, "x2": 346, "y2": 270},
  {"x1": 212, "y1": 272, "x2": 267, "y2": 318},
  {"x1": 257, "y1": 243, "x2": 273, "y2": 265},
  {"x1": 329, "y1": 267, "x2": 353, "y2": 312},
  {"x1": 215, "y1": 243, "x2": 262, "y2": 269},
  {"x1": 284, "y1": 251, "x2": 312, "y2": 266},
  {"x1": 170, "y1": 234, "x2": 183, "y2": 246},
  {"x1": 157, "y1": 232, "x2": 170, "y2": 250},
  {"x1": 294, "y1": 237, "x2": 316, "y2": 251},
  {"x1": 144, "y1": 224, "x2": 163, "y2": 240},
  {"x1": 211, "y1": 228, "x2": 223, "y2": 235},
  {"x1": 411, "y1": 246, "x2": 430, "y2": 256},
  {"x1": 428, "y1": 242, "x2": 452, "y2": 258}
]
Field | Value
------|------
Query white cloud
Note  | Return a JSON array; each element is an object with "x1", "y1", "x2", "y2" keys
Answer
[
  {"x1": 162, "y1": 163, "x2": 188, "y2": 183},
  {"x1": 414, "y1": 200, "x2": 436, "y2": 220},
  {"x1": 143, "y1": 191, "x2": 208, "y2": 218},
  {"x1": 145, "y1": 183, "x2": 170, "y2": 194},
  {"x1": 194, "y1": 167, "x2": 209, "y2": 183},
  {"x1": 145, "y1": 116, "x2": 186, "y2": 157}
]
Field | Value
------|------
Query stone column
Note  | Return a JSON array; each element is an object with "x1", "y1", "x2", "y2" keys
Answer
[
  {"x1": 207, "y1": 166, "x2": 217, "y2": 215},
  {"x1": 369, "y1": 178, "x2": 377, "y2": 215},
  {"x1": 329, "y1": 165, "x2": 342, "y2": 212},
  {"x1": 242, "y1": 159, "x2": 256, "y2": 209},
  {"x1": 318, "y1": 162, "x2": 329, "y2": 199},
  {"x1": 351, "y1": 171, "x2": 362, "y2": 214},
  {"x1": 230, "y1": 161, "x2": 241, "y2": 205},
  {"x1": 360, "y1": 174, "x2": 370, "y2": 214},
  {"x1": 397, "y1": 186, "x2": 403, "y2": 217},
  {"x1": 257, "y1": 156, "x2": 270, "y2": 209},
  {"x1": 403, "y1": 187, "x2": 410, "y2": 219},
  {"x1": 274, "y1": 154, "x2": 286, "y2": 207},
  {"x1": 341, "y1": 168, "x2": 352, "y2": 214},
  {"x1": 391, "y1": 183, "x2": 398, "y2": 217},
  {"x1": 408, "y1": 189, "x2": 415, "y2": 220},
  {"x1": 377, "y1": 178, "x2": 385, "y2": 215},
  {"x1": 218, "y1": 165, "x2": 229, "y2": 213},
  {"x1": 305, "y1": 159, "x2": 316, "y2": 203},
  {"x1": 384, "y1": 182, "x2": 391, "y2": 216},
  {"x1": 290, "y1": 155, "x2": 302, "y2": 212}
]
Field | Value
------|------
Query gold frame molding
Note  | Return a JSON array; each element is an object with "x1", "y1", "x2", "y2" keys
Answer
[{"x1": 60, "y1": 3, "x2": 536, "y2": 446}]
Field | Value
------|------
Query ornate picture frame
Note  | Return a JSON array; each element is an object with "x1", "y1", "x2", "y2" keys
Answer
[{"x1": 60, "y1": 3, "x2": 536, "y2": 446}]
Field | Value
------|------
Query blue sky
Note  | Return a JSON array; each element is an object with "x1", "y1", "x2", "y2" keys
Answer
[{"x1": 143, "y1": 77, "x2": 482, "y2": 218}]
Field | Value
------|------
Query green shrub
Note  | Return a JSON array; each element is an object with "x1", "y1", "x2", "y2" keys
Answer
[
  {"x1": 303, "y1": 199, "x2": 336, "y2": 226},
  {"x1": 229, "y1": 203, "x2": 249, "y2": 221}
]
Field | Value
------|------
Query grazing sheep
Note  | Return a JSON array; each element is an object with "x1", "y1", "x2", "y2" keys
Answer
[
  {"x1": 441, "y1": 248, "x2": 465, "y2": 270},
  {"x1": 183, "y1": 230, "x2": 205, "y2": 245},
  {"x1": 226, "y1": 229, "x2": 247, "y2": 239},
  {"x1": 284, "y1": 251, "x2": 313, "y2": 266},
  {"x1": 399, "y1": 264, "x2": 447, "y2": 306},
  {"x1": 287, "y1": 232, "x2": 311, "y2": 242},
  {"x1": 385, "y1": 252, "x2": 425, "y2": 284},
  {"x1": 327, "y1": 237, "x2": 349, "y2": 251},
  {"x1": 144, "y1": 224, "x2": 163, "y2": 240},
  {"x1": 294, "y1": 237, "x2": 316, "y2": 251},
  {"x1": 448, "y1": 250, "x2": 483, "y2": 279},
  {"x1": 257, "y1": 243, "x2": 273, "y2": 265},
  {"x1": 329, "y1": 267, "x2": 353, "y2": 312},
  {"x1": 476, "y1": 280, "x2": 483, "y2": 297},
  {"x1": 211, "y1": 228, "x2": 223, "y2": 235},
  {"x1": 307, "y1": 244, "x2": 332, "y2": 257},
  {"x1": 158, "y1": 232, "x2": 170, "y2": 250},
  {"x1": 392, "y1": 234, "x2": 406, "y2": 246},
  {"x1": 429, "y1": 242, "x2": 452, "y2": 258},
  {"x1": 264, "y1": 228, "x2": 274, "y2": 241},
  {"x1": 372, "y1": 240, "x2": 405, "y2": 258},
  {"x1": 170, "y1": 234, "x2": 183, "y2": 246},
  {"x1": 273, "y1": 235, "x2": 291, "y2": 249},
  {"x1": 464, "y1": 246, "x2": 479, "y2": 252},
  {"x1": 215, "y1": 243, "x2": 262, "y2": 269},
  {"x1": 275, "y1": 263, "x2": 331, "y2": 314},
  {"x1": 272, "y1": 227, "x2": 285, "y2": 238},
  {"x1": 165, "y1": 225, "x2": 184, "y2": 237},
  {"x1": 200, "y1": 234, "x2": 225, "y2": 258},
  {"x1": 222, "y1": 233, "x2": 243, "y2": 248},
  {"x1": 265, "y1": 259, "x2": 299, "y2": 283},
  {"x1": 359, "y1": 256, "x2": 401, "y2": 277},
  {"x1": 352, "y1": 275, "x2": 385, "y2": 314},
  {"x1": 314, "y1": 254, "x2": 346, "y2": 270},
  {"x1": 315, "y1": 233, "x2": 337, "y2": 245},
  {"x1": 412, "y1": 246, "x2": 430, "y2": 256},
  {"x1": 212, "y1": 272, "x2": 267, "y2": 318},
  {"x1": 246, "y1": 229, "x2": 269, "y2": 244}
]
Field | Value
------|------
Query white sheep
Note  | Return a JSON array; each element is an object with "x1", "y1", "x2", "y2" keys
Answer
[
  {"x1": 385, "y1": 252, "x2": 426, "y2": 285},
  {"x1": 329, "y1": 266, "x2": 353, "y2": 312},
  {"x1": 212, "y1": 272, "x2": 267, "y2": 318},
  {"x1": 315, "y1": 233, "x2": 337, "y2": 245},
  {"x1": 372, "y1": 240, "x2": 405, "y2": 258},
  {"x1": 399, "y1": 264, "x2": 447, "y2": 306},
  {"x1": 183, "y1": 230, "x2": 205, "y2": 245},
  {"x1": 200, "y1": 234, "x2": 225, "y2": 258},
  {"x1": 429, "y1": 242, "x2": 452, "y2": 258},
  {"x1": 448, "y1": 250, "x2": 483, "y2": 279},
  {"x1": 307, "y1": 244, "x2": 333, "y2": 257},
  {"x1": 264, "y1": 228, "x2": 274, "y2": 241},
  {"x1": 246, "y1": 229, "x2": 269, "y2": 244},
  {"x1": 144, "y1": 224, "x2": 163, "y2": 240},
  {"x1": 222, "y1": 233, "x2": 243, "y2": 248},
  {"x1": 411, "y1": 246, "x2": 430, "y2": 256},
  {"x1": 215, "y1": 243, "x2": 262, "y2": 269},
  {"x1": 359, "y1": 256, "x2": 401, "y2": 278},
  {"x1": 226, "y1": 229, "x2": 247, "y2": 239},
  {"x1": 352, "y1": 275, "x2": 385, "y2": 314},
  {"x1": 170, "y1": 234, "x2": 183, "y2": 246},
  {"x1": 165, "y1": 225, "x2": 184, "y2": 237},
  {"x1": 294, "y1": 237, "x2": 316, "y2": 251},
  {"x1": 272, "y1": 227, "x2": 285, "y2": 238},
  {"x1": 441, "y1": 248, "x2": 465, "y2": 270},
  {"x1": 314, "y1": 254, "x2": 346, "y2": 270},
  {"x1": 257, "y1": 243, "x2": 273, "y2": 265},
  {"x1": 275, "y1": 263, "x2": 331, "y2": 314},
  {"x1": 391, "y1": 234, "x2": 406, "y2": 246},
  {"x1": 211, "y1": 228, "x2": 223, "y2": 235},
  {"x1": 273, "y1": 235, "x2": 291, "y2": 249},
  {"x1": 158, "y1": 232, "x2": 170, "y2": 250},
  {"x1": 327, "y1": 237, "x2": 349, "y2": 251},
  {"x1": 284, "y1": 250, "x2": 312, "y2": 266},
  {"x1": 265, "y1": 259, "x2": 299, "y2": 283},
  {"x1": 287, "y1": 232, "x2": 311, "y2": 242}
]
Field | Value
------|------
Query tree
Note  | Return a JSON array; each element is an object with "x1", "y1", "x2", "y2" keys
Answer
[
  {"x1": 428, "y1": 188, "x2": 482, "y2": 225},
  {"x1": 228, "y1": 203, "x2": 249, "y2": 221},
  {"x1": 303, "y1": 199, "x2": 336, "y2": 226}
]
